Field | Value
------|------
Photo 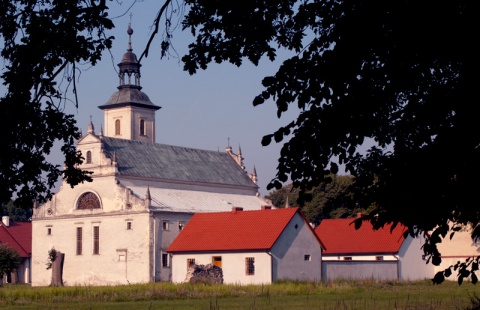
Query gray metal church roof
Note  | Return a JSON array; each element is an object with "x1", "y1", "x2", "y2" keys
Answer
[
  {"x1": 99, "y1": 87, "x2": 161, "y2": 110},
  {"x1": 128, "y1": 186, "x2": 269, "y2": 213},
  {"x1": 101, "y1": 137, "x2": 257, "y2": 188}
]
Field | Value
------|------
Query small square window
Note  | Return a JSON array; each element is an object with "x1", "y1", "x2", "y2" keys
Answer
[
  {"x1": 162, "y1": 221, "x2": 169, "y2": 230},
  {"x1": 376, "y1": 256, "x2": 384, "y2": 261},
  {"x1": 127, "y1": 222, "x2": 132, "y2": 230},
  {"x1": 117, "y1": 249, "x2": 127, "y2": 262},
  {"x1": 178, "y1": 221, "x2": 185, "y2": 231},
  {"x1": 304, "y1": 254, "x2": 311, "y2": 261},
  {"x1": 47, "y1": 228, "x2": 52, "y2": 235}
]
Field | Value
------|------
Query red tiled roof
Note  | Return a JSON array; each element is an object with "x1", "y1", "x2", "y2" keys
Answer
[
  {"x1": 168, "y1": 207, "x2": 322, "y2": 252},
  {"x1": 315, "y1": 218, "x2": 406, "y2": 255},
  {"x1": 0, "y1": 221, "x2": 32, "y2": 257}
]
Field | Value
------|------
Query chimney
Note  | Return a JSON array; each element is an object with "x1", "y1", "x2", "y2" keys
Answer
[
  {"x1": 231, "y1": 206, "x2": 243, "y2": 213},
  {"x1": 261, "y1": 205, "x2": 272, "y2": 210},
  {"x1": 2, "y1": 216, "x2": 9, "y2": 227}
]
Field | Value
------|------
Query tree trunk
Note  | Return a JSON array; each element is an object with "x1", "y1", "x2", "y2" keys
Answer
[
  {"x1": 10, "y1": 269, "x2": 18, "y2": 284},
  {"x1": 50, "y1": 252, "x2": 64, "y2": 287}
]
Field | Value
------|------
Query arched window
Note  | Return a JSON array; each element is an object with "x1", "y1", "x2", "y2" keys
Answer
[
  {"x1": 86, "y1": 151, "x2": 92, "y2": 164},
  {"x1": 115, "y1": 119, "x2": 121, "y2": 135},
  {"x1": 140, "y1": 119, "x2": 145, "y2": 136},
  {"x1": 77, "y1": 192, "x2": 101, "y2": 210}
]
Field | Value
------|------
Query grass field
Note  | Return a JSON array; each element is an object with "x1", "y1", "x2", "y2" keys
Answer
[{"x1": 1, "y1": 279, "x2": 480, "y2": 309}]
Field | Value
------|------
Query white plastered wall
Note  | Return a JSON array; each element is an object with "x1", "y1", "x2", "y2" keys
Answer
[
  {"x1": 397, "y1": 236, "x2": 435, "y2": 281},
  {"x1": 434, "y1": 227, "x2": 480, "y2": 280},
  {"x1": 170, "y1": 252, "x2": 272, "y2": 285},
  {"x1": 271, "y1": 213, "x2": 322, "y2": 282},
  {"x1": 31, "y1": 173, "x2": 153, "y2": 286},
  {"x1": 103, "y1": 106, "x2": 156, "y2": 143}
]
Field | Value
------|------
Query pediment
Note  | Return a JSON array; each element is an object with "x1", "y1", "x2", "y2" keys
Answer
[{"x1": 78, "y1": 133, "x2": 101, "y2": 145}]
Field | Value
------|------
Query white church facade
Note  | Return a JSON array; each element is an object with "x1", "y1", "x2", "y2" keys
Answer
[{"x1": 31, "y1": 26, "x2": 272, "y2": 286}]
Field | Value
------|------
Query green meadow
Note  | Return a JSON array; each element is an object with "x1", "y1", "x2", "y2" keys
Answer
[{"x1": 1, "y1": 279, "x2": 479, "y2": 309}]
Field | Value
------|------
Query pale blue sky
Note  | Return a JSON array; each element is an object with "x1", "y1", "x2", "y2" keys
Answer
[{"x1": 55, "y1": 1, "x2": 300, "y2": 196}]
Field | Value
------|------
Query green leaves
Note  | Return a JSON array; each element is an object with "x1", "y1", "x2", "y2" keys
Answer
[
  {"x1": 0, "y1": 1, "x2": 112, "y2": 206},
  {"x1": 264, "y1": 175, "x2": 358, "y2": 224},
  {"x1": 432, "y1": 257, "x2": 480, "y2": 285},
  {"x1": 0, "y1": 244, "x2": 21, "y2": 278},
  {"x1": 432, "y1": 271, "x2": 444, "y2": 285},
  {"x1": 149, "y1": 0, "x2": 479, "y2": 285}
]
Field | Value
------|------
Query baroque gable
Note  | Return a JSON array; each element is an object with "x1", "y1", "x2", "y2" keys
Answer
[{"x1": 33, "y1": 178, "x2": 150, "y2": 220}]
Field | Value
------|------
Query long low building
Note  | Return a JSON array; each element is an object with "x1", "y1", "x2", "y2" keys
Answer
[{"x1": 315, "y1": 215, "x2": 434, "y2": 281}]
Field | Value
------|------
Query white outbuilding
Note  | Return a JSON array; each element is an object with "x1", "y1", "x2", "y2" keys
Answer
[{"x1": 167, "y1": 207, "x2": 324, "y2": 284}]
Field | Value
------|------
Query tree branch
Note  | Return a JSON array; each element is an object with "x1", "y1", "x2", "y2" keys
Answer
[{"x1": 138, "y1": 0, "x2": 172, "y2": 63}]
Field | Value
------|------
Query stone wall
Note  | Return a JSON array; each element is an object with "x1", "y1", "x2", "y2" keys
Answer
[{"x1": 185, "y1": 264, "x2": 223, "y2": 284}]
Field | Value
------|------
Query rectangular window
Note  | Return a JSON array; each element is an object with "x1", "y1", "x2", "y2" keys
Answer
[
  {"x1": 212, "y1": 256, "x2": 222, "y2": 268},
  {"x1": 343, "y1": 257, "x2": 352, "y2": 261},
  {"x1": 178, "y1": 221, "x2": 185, "y2": 231},
  {"x1": 376, "y1": 256, "x2": 384, "y2": 261},
  {"x1": 187, "y1": 258, "x2": 195, "y2": 269},
  {"x1": 127, "y1": 222, "x2": 132, "y2": 230},
  {"x1": 117, "y1": 249, "x2": 127, "y2": 262},
  {"x1": 162, "y1": 253, "x2": 169, "y2": 267},
  {"x1": 76, "y1": 227, "x2": 82, "y2": 255},
  {"x1": 304, "y1": 254, "x2": 311, "y2": 261},
  {"x1": 162, "y1": 221, "x2": 169, "y2": 230},
  {"x1": 140, "y1": 119, "x2": 146, "y2": 136},
  {"x1": 47, "y1": 228, "x2": 52, "y2": 235},
  {"x1": 93, "y1": 226, "x2": 100, "y2": 255},
  {"x1": 246, "y1": 257, "x2": 255, "y2": 275}
]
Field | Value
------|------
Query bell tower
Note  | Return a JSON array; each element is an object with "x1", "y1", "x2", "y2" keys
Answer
[{"x1": 98, "y1": 24, "x2": 161, "y2": 143}]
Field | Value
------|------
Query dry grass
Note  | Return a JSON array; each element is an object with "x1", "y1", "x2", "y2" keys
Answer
[{"x1": 1, "y1": 279, "x2": 479, "y2": 309}]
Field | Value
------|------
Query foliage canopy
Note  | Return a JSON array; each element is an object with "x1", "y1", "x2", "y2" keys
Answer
[
  {"x1": 265, "y1": 175, "x2": 367, "y2": 224},
  {"x1": 0, "y1": 243, "x2": 21, "y2": 279},
  {"x1": 145, "y1": 0, "x2": 477, "y2": 284},
  {"x1": 0, "y1": 200, "x2": 33, "y2": 222},
  {"x1": 0, "y1": 0, "x2": 114, "y2": 207},
  {"x1": 0, "y1": 0, "x2": 477, "y2": 285}
]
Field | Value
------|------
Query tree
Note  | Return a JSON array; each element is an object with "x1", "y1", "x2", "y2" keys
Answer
[
  {"x1": 0, "y1": 243, "x2": 22, "y2": 287},
  {"x1": 46, "y1": 248, "x2": 64, "y2": 287},
  {"x1": 265, "y1": 175, "x2": 366, "y2": 224},
  {"x1": 144, "y1": 1, "x2": 477, "y2": 283},
  {"x1": 0, "y1": 201, "x2": 32, "y2": 222},
  {"x1": 0, "y1": 1, "x2": 114, "y2": 207}
]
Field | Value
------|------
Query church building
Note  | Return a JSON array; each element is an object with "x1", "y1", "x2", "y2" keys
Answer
[{"x1": 31, "y1": 26, "x2": 272, "y2": 286}]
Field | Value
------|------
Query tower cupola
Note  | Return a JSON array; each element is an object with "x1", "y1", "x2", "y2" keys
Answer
[
  {"x1": 98, "y1": 24, "x2": 161, "y2": 143},
  {"x1": 118, "y1": 24, "x2": 142, "y2": 89}
]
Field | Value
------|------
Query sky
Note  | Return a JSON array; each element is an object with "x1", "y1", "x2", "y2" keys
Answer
[{"x1": 50, "y1": 0, "x2": 301, "y2": 197}]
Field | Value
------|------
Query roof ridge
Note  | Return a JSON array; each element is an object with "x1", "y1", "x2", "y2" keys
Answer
[{"x1": 102, "y1": 136, "x2": 227, "y2": 154}]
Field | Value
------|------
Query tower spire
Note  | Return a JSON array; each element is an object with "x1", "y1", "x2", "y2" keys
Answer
[
  {"x1": 127, "y1": 21, "x2": 133, "y2": 52},
  {"x1": 87, "y1": 115, "x2": 95, "y2": 135},
  {"x1": 117, "y1": 23, "x2": 142, "y2": 89}
]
